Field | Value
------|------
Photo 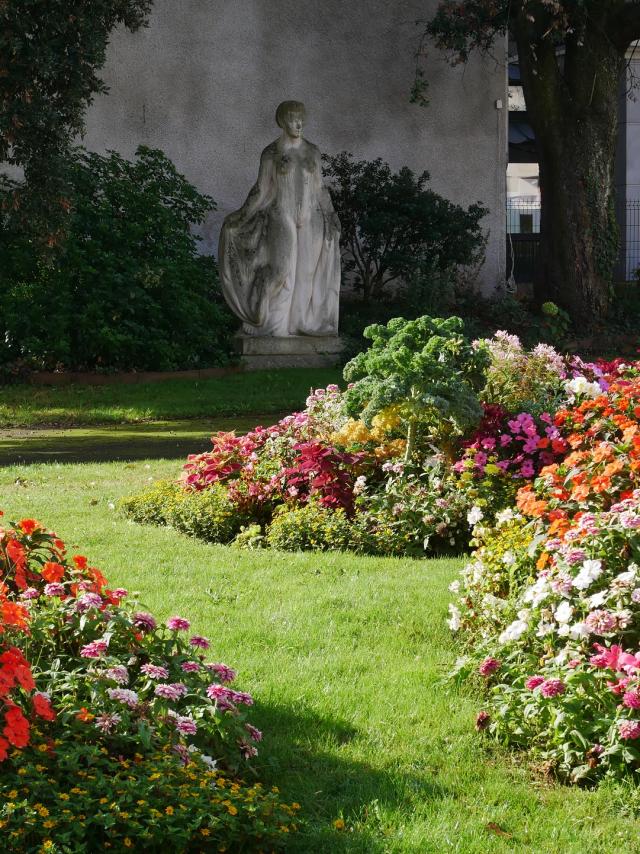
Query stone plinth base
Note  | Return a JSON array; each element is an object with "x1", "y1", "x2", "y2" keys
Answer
[{"x1": 235, "y1": 335, "x2": 343, "y2": 370}]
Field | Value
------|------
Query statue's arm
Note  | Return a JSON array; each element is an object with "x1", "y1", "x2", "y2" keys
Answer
[{"x1": 226, "y1": 146, "x2": 275, "y2": 225}]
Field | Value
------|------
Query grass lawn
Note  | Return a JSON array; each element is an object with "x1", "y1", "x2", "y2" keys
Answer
[
  {"x1": 1, "y1": 458, "x2": 638, "y2": 852},
  {"x1": 0, "y1": 367, "x2": 342, "y2": 428}
]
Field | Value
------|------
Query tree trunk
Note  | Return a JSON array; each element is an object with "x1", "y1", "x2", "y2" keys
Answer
[{"x1": 514, "y1": 19, "x2": 625, "y2": 324}]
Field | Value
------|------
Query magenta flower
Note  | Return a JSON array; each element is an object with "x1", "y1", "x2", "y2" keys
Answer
[
  {"x1": 525, "y1": 675, "x2": 545, "y2": 690},
  {"x1": 475, "y1": 710, "x2": 491, "y2": 731},
  {"x1": 94, "y1": 713, "x2": 121, "y2": 733},
  {"x1": 585, "y1": 610, "x2": 617, "y2": 635},
  {"x1": 245, "y1": 723, "x2": 263, "y2": 742},
  {"x1": 540, "y1": 679, "x2": 566, "y2": 698},
  {"x1": 75, "y1": 592, "x2": 103, "y2": 613},
  {"x1": 207, "y1": 683, "x2": 233, "y2": 702},
  {"x1": 189, "y1": 635, "x2": 210, "y2": 649},
  {"x1": 20, "y1": 588, "x2": 40, "y2": 600},
  {"x1": 133, "y1": 612, "x2": 157, "y2": 633},
  {"x1": 104, "y1": 665, "x2": 129, "y2": 685},
  {"x1": 207, "y1": 663, "x2": 237, "y2": 683},
  {"x1": 618, "y1": 719, "x2": 640, "y2": 740},
  {"x1": 112, "y1": 588, "x2": 128, "y2": 600},
  {"x1": 478, "y1": 657, "x2": 501, "y2": 677},
  {"x1": 140, "y1": 663, "x2": 170, "y2": 680},
  {"x1": 173, "y1": 715, "x2": 197, "y2": 735},
  {"x1": 154, "y1": 682, "x2": 188, "y2": 701},
  {"x1": 180, "y1": 661, "x2": 200, "y2": 673},
  {"x1": 166, "y1": 616, "x2": 191, "y2": 632}
]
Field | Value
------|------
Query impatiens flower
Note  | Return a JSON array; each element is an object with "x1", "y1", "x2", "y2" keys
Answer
[
  {"x1": 525, "y1": 675, "x2": 545, "y2": 690},
  {"x1": 32, "y1": 692, "x2": 56, "y2": 721},
  {"x1": 206, "y1": 663, "x2": 237, "y2": 683},
  {"x1": 478, "y1": 657, "x2": 501, "y2": 677},
  {"x1": 618, "y1": 719, "x2": 640, "y2": 740},
  {"x1": 539, "y1": 679, "x2": 566, "y2": 698},
  {"x1": 573, "y1": 559, "x2": 603, "y2": 590},
  {"x1": 467, "y1": 507, "x2": 484, "y2": 526},
  {"x1": 41, "y1": 562, "x2": 65, "y2": 583},
  {"x1": 107, "y1": 688, "x2": 139, "y2": 708},
  {"x1": 189, "y1": 635, "x2": 210, "y2": 649},
  {"x1": 80, "y1": 639, "x2": 109, "y2": 658},
  {"x1": 166, "y1": 616, "x2": 190, "y2": 632},
  {"x1": 94, "y1": 713, "x2": 121, "y2": 733},
  {"x1": 154, "y1": 683, "x2": 188, "y2": 701},
  {"x1": 554, "y1": 601, "x2": 573, "y2": 625},
  {"x1": 140, "y1": 663, "x2": 170, "y2": 680},
  {"x1": 132, "y1": 612, "x2": 157, "y2": 633}
]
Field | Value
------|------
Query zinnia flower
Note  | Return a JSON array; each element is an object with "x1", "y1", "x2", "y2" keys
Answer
[
  {"x1": 166, "y1": 616, "x2": 190, "y2": 632},
  {"x1": 189, "y1": 635, "x2": 210, "y2": 649},
  {"x1": 525, "y1": 675, "x2": 545, "y2": 690},
  {"x1": 107, "y1": 688, "x2": 138, "y2": 708},
  {"x1": 140, "y1": 663, "x2": 169, "y2": 680},
  {"x1": 80, "y1": 639, "x2": 109, "y2": 659},
  {"x1": 539, "y1": 678, "x2": 566, "y2": 698},
  {"x1": 206, "y1": 663, "x2": 237, "y2": 683},
  {"x1": 132, "y1": 612, "x2": 157, "y2": 632},
  {"x1": 154, "y1": 683, "x2": 188, "y2": 701},
  {"x1": 618, "y1": 719, "x2": 640, "y2": 740},
  {"x1": 478, "y1": 657, "x2": 501, "y2": 677},
  {"x1": 94, "y1": 713, "x2": 121, "y2": 733},
  {"x1": 44, "y1": 583, "x2": 65, "y2": 598}
]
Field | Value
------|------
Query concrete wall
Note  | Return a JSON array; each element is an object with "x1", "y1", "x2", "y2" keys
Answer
[
  {"x1": 616, "y1": 54, "x2": 640, "y2": 279},
  {"x1": 82, "y1": 0, "x2": 508, "y2": 293}
]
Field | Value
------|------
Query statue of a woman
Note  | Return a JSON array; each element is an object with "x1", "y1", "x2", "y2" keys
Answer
[{"x1": 218, "y1": 101, "x2": 341, "y2": 337}]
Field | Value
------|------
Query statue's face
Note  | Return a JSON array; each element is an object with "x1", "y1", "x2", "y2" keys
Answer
[{"x1": 283, "y1": 112, "x2": 304, "y2": 139}]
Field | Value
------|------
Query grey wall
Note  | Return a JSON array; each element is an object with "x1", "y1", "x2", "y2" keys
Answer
[{"x1": 82, "y1": 0, "x2": 507, "y2": 293}]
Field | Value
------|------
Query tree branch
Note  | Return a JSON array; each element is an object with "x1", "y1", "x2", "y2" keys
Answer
[{"x1": 610, "y1": 2, "x2": 640, "y2": 49}]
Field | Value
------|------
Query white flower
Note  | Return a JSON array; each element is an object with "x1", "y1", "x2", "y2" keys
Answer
[
  {"x1": 587, "y1": 591, "x2": 608, "y2": 608},
  {"x1": 564, "y1": 376, "x2": 602, "y2": 399},
  {"x1": 448, "y1": 580, "x2": 461, "y2": 594},
  {"x1": 523, "y1": 577, "x2": 549, "y2": 606},
  {"x1": 554, "y1": 601, "x2": 573, "y2": 624},
  {"x1": 502, "y1": 550, "x2": 516, "y2": 567},
  {"x1": 573, "y1": 559, "x2": 603, "y2": 590},
  {"x1": 568, "y1": 622, "x2": 589, "y2": 640},
  {"x1": 499, "y1": 618, "x2": 529, "y2": 644},
  {"x1": 467, "y1": 507, "x2": 484, "y2": 526},
  {"x1": 496, "y1": 508, "x2": 515, "y2": 526},
  {"x1": 536, "y1": 620, "x2": 555, "y2": 637},
  {"x1": 447, "y1": 604, "x2": 462, "y2": 631}
]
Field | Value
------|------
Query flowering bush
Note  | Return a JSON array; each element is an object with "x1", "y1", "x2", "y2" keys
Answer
[
  {"x1": 0, "y1": 514, "x2": 297, "y2": 849},
  {"x1": 448, "y1": 371, "x2": 640, "y2": 782}
]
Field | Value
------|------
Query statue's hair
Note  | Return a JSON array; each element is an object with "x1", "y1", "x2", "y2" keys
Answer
[{"x1": 275, "y1": 100, "x2": 306, "y2": 128}]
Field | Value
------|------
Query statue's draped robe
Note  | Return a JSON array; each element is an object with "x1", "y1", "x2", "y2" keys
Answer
[{"x1": 218, "y1": 139, "x2": 340, "y2": 337}]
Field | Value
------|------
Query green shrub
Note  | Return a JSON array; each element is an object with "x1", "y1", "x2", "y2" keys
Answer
[
  {"x1": 120, "y1": 481, "x2": 244, "y2": 544},
  {"x1": 0, "y1": 146, "x2": 236, "y2": 372},
  {"x1": 265, "y1": 502, "x2": 371, "y2": 553},
  {"x1": 0, "y1": 732, "x2": 297, "y2": 852}
]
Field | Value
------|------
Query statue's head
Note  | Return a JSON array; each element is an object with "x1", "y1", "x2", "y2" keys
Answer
[{"x1": 275, "y1": 100, "x2": 305, "y2": 140}]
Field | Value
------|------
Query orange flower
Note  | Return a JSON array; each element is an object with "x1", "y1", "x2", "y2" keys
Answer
[
  {"x1": 75, "y1": 707, "x2": 94, "y2": 722},
  {"x1": 536, "y1": 552, "x2": 550, "y2": 570},
  {"x1": 73, "y1": 555, "x2": 88, "y2": 570},
  {"x1": 1, "y1": 601, "x2": 30, "y2": 631},
  {"x1": 41, "y1": 562, "x2": 65, "y2": 584}
]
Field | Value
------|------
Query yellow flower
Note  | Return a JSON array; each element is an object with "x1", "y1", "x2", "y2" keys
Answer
[
  {"x1": 99, "y1": 798, "x2": 108, "y2": 805},
  {"x1": 69, "y1": 788, "x2": 82, "y2": 795},
  {"x1": 7, "y1": 790, "x2": 18, "y2": 799},
  {"x1": 124, "y1": 839, "x2": 133, "y2": 849},
  {"x1": 37, "y1": 806, "x2": 49, "y2": 817},
  {"x1": 333, "y1": 818, "x2": 346, "y2": 831},
  {"x1": 35, "y1": 765, "x2": 46, "y2": 772},
  {"x1": 17, "y1": 769, "x2": 27, "y2": 776},
  {"x1": 43, "y1": 821, "x2": 55, "y2": 829},
  {"x1": 40, "y1": 842, "x2": 55, "y2": 853},
  {"x1": 136, "y1": 800, "x2": 146, "y2": 806},
  {"x1": 200, "y1": 828, "x2": 210, "y2": 836},
  {"x1": 227, "y1": 805, "x2": 238, "y2": 816},
  {"x1": 165, "y1": 806, "x2": 174, "y2": 815},
  {"x1": 149, "y1": 773, "x2": 161, "y2": 781},
  {"x1": 58, "y1": 793, "x2": 69, "y2": 801}
]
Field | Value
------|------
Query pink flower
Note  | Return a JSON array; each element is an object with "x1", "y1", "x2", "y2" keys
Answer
[
  {"x1": 478, "y1": 657, "x2": 501, "y2": 677},
  {"x1": 567, "y1": 659, "x2": 581, "y2": 669},
  {"x1": 475, "y1": 710, "x2": 491, "y2": 730},
  {"x1": 166, "y1": 616, "x2": 191, "y2": 632},
  {"x1": 173, "y1": 715, "x2": 197, "y2": 735},
  {"x1": 618, "y1": 719, "x2": 640, "y2": 740},
  {"x1": 585, "y1": 610, "x2": 617, "y2": 635},
  {"x1": 154, "y1": 683, "x2": 188, "y2": 701},
  {"x1": 140, "y1": 663, "x2": 169, "y2": 680},
  {"x1": 540, "y1": 679, "x2": 566, "y2": 698},
  {"x1": 206, "y1": 663, "x2": 237, "y2": 683},
  {"x1": 104, "y1": 665, "x2": 129, "y2": 685},
  {"x1": 133, "y1": 612, "x2": 157, "y2": 633},
  {"x1": 180, "y1": 661, "x2": 200, "y2": 673},
  {"x1": 75, "y1": 592, "x2": 103, "y2": 612},
  {"x1": 189, "y1": 635, "x2": 210, "y2": 649},
  {"x1": 623, "y1": 690, "x2": 640, "y2": 710},
  {"x1": 245, "y1": 723, "x2": 263, "y2": 742},
  {"x1": 112, "y1": 588, "x2": 128, "y2": 600},
  {"x1": 107, "y1": 688, "x2": 139, "y2": 708},
  {"x1": 44, "y1": 583, "x2": 65, "y2": 597},
  {"x1": 94, "y1": 713, "x2": 121, "y2": 733},
  {"x1": 525, "y1": 675, "x2": 545, "y2": 690},
  {"x1": 239, "y1": 740, "x2": 258, "y2": 759},
  {"x1": 20, "y1": 588, "x2": 40, "y2": 600},
  {"x1": 80, "y1": 639, "x2": 109, "y2": 658}
]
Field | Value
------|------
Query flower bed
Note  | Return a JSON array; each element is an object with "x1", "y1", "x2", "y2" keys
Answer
[{"x1": 0, "y1": 515, "x2": 297, "y2": 850}]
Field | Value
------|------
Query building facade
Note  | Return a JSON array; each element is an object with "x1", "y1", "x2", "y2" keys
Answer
[{"x1": 81, "y1": 0, "x2": 508, "y2": 293}]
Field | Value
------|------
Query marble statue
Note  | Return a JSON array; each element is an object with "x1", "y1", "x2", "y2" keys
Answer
[{"x1": 218, "y1": 101, "x2": 341, "y2": 337}]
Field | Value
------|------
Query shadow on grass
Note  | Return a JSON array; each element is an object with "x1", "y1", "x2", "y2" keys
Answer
[
  {"x1": 250, "y1": 702, "x2": 452, "y2": 853},
  {"x1": 0, "y1": 414, "x2": 285, "y2": 466}
]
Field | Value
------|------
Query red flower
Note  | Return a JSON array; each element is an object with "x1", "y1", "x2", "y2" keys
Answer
[
  {"x1": 41, "y1": 562, "x2": 65, "y2": 584},
  {"x1": 4, "y1": 704, "x2": 30, "y2": 747},
  {"x1": 73, "y1": 555, "x2": 88, "y2": 570},
  {"x1": 33, "y1": 693, "x2": 56, "y2": 721},
  {"x1": 18, "y1": 519, "x2": 38, "y2": 536}
]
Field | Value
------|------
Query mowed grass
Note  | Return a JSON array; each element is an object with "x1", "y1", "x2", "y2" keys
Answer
[
  {"x1": 1, "y1": 460, "x2": 639, "y2": 852},
  {"x1": 0, "y1": 367, "x2": 342, "y2": 428}
]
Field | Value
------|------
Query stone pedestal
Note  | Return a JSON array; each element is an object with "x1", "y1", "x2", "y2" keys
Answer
[{"x1": 235, "y1": 335, "x2": 343, "y2": 370}]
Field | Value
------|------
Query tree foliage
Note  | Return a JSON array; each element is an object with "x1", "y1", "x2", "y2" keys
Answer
[
  {"x1": 0, "y1": 0, "x2": 153, "y2": 240},
  {"x1": 323, "y1": 152, "x2": 487, "y2": 303},
  {"x1": 343, "y1": 315, "x2": 489, "y2": 459},
  {"x1": 419, "y1": 0, "x2": 640, "y2": 323}
]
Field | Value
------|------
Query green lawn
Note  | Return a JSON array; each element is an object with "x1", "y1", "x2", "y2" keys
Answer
[
  {"x1": 0, "y1": 458, "x2": 638, "y2": 852},
  {"x1": 0, "y1": 367, "x2": 342, "y2": 428}
]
